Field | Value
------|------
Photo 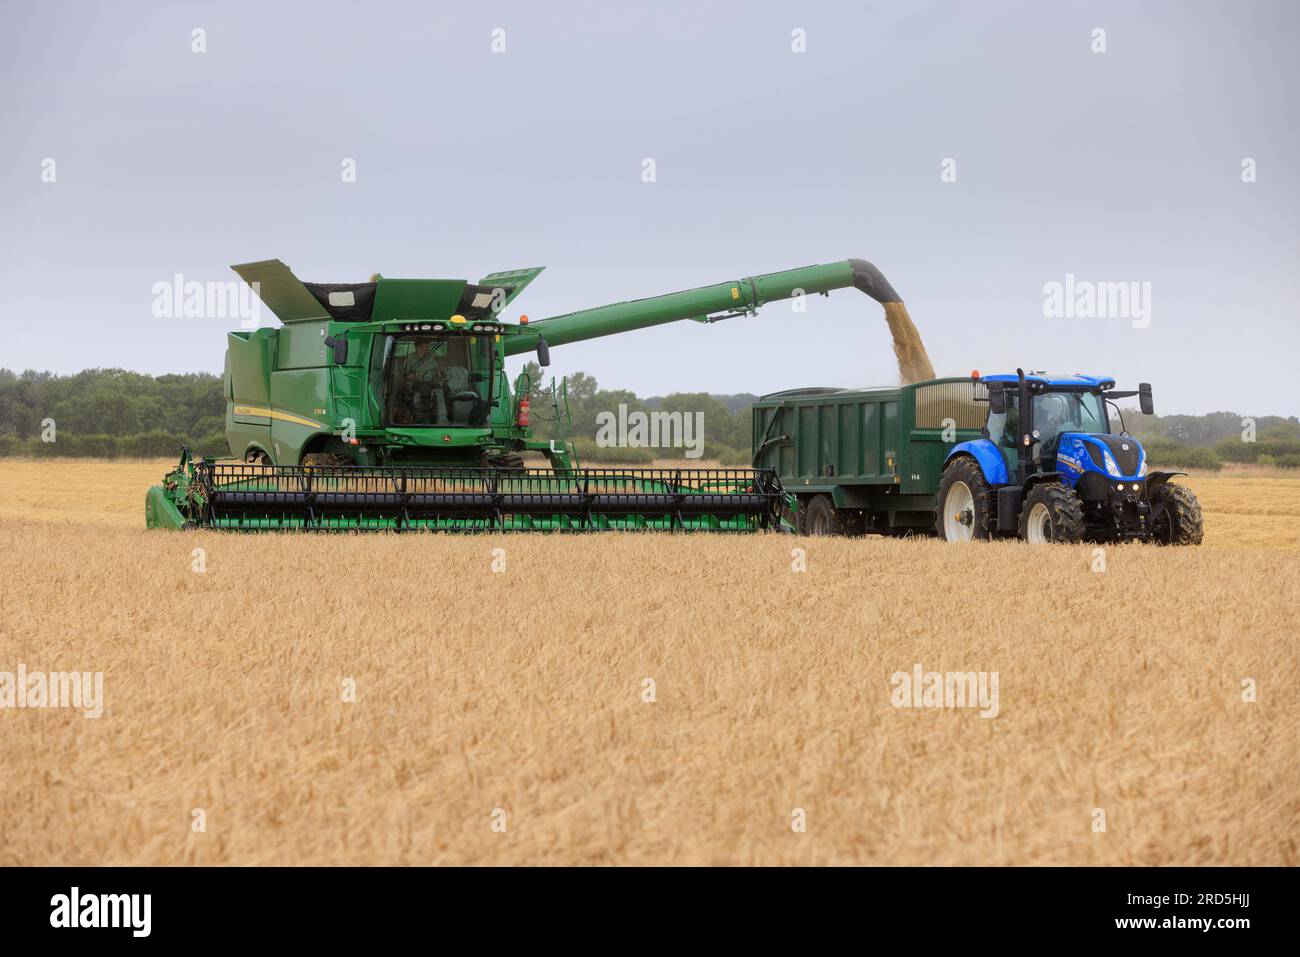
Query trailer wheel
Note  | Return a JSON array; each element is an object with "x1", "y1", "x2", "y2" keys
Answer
[
  {"x1": 798, "y1": 495, "x2": 849, "y2": 536},
  {"x1": 1018, "y1": 484, "x2": 1084, "y2": 543},
  {"x1": 935, "y1": 457, "x2": 992, "y2": 541},
  {"x1": 1149, "y1": 483, "x2": 1203, "y2": 545}
]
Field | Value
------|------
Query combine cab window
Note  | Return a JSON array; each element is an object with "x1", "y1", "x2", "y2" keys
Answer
[{"x1": 374, "y1": 334, "x2": 493, "y2": 427}]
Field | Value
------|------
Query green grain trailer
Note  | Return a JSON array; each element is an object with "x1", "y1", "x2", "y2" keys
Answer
[{"x1": 752, "y1": 378, "x2": 988, "y2": 536}]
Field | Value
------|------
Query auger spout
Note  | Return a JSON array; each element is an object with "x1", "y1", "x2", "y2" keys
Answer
[{"x1": 503, "y1": 258, "x2": 935, "y2": 384}]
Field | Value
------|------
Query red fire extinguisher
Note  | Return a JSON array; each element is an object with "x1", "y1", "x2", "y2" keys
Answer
[{"x1": 516, "y1": 394, "x2": 530, "y2": 428}]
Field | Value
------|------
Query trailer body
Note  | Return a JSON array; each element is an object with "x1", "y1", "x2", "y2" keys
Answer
[{"x1": 752, "y1": 378, "x2": 986, "y2": 533}]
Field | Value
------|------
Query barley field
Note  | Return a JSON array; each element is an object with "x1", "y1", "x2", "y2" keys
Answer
[{"x1": 1, "y1": 458, "x2": 1297, "y2": 866}]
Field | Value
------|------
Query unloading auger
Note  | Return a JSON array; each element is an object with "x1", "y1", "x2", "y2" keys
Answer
[{"x1": 145, "y1": 258, "x2": 917, "y2": 531}]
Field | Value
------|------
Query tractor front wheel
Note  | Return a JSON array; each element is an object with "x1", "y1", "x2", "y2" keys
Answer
[
  {"x1": 1018, "y1": 484, "x2": 1084, "y2": 543},
  {"x1": 1149, "y1": 483, "x2": 1204, "y2": 545},
  {"x1": 935, "y1": 457, "x2": 992, "y2": 541}
]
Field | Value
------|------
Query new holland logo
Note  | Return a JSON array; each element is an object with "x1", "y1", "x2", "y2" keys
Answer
[{"x1": 1121, "y1": 442, "x2": 1130, "y2": 451}]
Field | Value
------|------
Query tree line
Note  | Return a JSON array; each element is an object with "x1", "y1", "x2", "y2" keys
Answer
[
  {"x1": 2, "y1": 365, "x2": 1298, "y2": 469},
  {"x1": 0, "y1": 369, "x2": 228, "y2": 458}
]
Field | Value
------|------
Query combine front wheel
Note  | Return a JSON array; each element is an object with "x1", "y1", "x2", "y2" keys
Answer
[
  {"x1": 484, "y1": 452, "x2": 527, "y2": 473},
  {"x1": 302, "y1": 452, "x2": 351, "y2": 468}
]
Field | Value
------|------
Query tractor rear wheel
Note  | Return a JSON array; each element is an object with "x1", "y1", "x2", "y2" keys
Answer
[
  {"x1": 797, "y1": 494, "x2": 854, "y2": 536},
  {"x1": 1018, "y1": 484, "x2": 1084, "y2": 543},
  {"x1": 1149, "y1": 483, "x2": 1204, "y2": 545},
  {"x1": 935, "y1": 457, "x2": 992, "y2": 541}
]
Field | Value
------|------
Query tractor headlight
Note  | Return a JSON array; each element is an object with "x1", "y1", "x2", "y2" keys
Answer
[{"x1": 1103, "y1": 450, "x2": 1122, "y2": 477}]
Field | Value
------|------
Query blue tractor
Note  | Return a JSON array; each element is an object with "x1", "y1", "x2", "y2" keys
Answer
[{"x1": 937, "y1": 370, "x2": 1203, "y2": 544}]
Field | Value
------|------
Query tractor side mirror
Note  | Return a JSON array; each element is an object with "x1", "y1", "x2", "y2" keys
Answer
[
  {"x1": 324, "y1": 335, "x2": 348, "y2": 365},
  {"x1": 536, "y1": 336, "x2": 551, "y2": 368},
  {"x1": 988, "y1": 386, "x2": 1006, "y2": 415},
  {"x1": 1138, "y1": 382, "x2": 1153, "y2": 415}
]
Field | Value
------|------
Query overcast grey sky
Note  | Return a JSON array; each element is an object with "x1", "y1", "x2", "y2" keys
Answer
[{"x1": 2, "y1": 0, "x2": 1297, "y2": 415}]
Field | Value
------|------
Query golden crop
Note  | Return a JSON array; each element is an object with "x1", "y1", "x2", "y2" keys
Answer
[{"x1": 1, "y1": 459, "x2": 1297, "y2": 865}]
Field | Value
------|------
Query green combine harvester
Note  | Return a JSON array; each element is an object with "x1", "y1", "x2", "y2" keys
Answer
[{"x1": 146, "y1": 258, "x2": 905, "y2": 532}]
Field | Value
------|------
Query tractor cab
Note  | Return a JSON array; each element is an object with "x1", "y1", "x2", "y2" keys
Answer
[{"x1": 981, "y1": 374, "x2": 1121, "y2": 478}]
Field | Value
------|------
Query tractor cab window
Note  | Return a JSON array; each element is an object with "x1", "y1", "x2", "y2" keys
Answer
[
  {"x1": 986, "y1": 389, "x2": 1109, "y2": 460},
  {"x1": 985, "y1": 399, "x2": 1018, "y2": 452},
  {"x1": 375, "y1": 333, "x2": 493, "y2": 427},
  {"x1": 1032, "y1": 391, "x2": 1108, "y2": 448}
]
